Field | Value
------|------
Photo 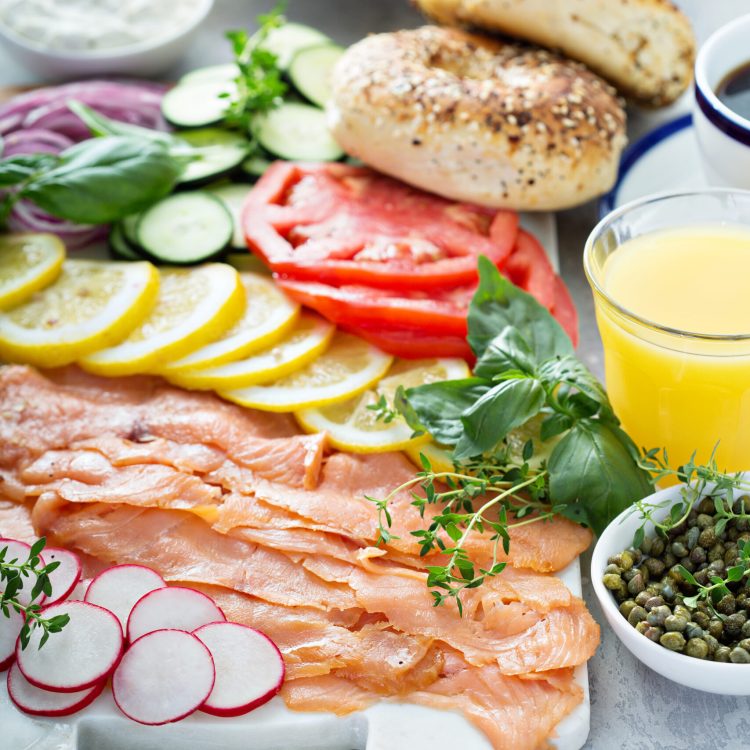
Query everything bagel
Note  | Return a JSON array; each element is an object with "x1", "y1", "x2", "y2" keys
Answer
[
  {"x1": 327, "y1": 26, "x2": 627, "y2": 211},
  {"x1": 413, "y1": 0, "x2": 695, "y2": 107}
]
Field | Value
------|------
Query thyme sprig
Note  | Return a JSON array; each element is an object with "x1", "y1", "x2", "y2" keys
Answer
[
  {"x1": 1, "y1": 538, "x2": 70, "y2": 649},
  {"x1": 630, "y1": 446, "x2": 750, "y2": 548},
  {"x1": 367, "y1": 451, "x2": 565, "y2": 613}
]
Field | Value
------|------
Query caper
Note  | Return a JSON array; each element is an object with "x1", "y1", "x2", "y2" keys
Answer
[
  {"x1": 629, "y1": 548, "x2": 643, "y2": 564},
  {"x1": 685, "y1": 622, "x2": 704, "y2": 640},
  {"x1": 734, "y1": 496, "x2": 750, "y2": 514},
  {"x1": 736, "y1": 518, "x2": 749, "y2": 532},
  {"x1": 698, "y1": 527, "x2": 716, "y2": 549},
  {"x1": 671, "y1": 541, "x2": 688, "y2": 558},
  {"x1": 736, "y1": 593, "x2": 748, "y2": 608},
  {"x1": 738, "y1": 638, "x2": 750, "y2": 652},
  {"x1": 686, "y1": 638, "x2": 709, "y2": 659},
  {"x1": 635, "y1": 591, "x2": 651, "y2": 607},
  {"x1": 660, "y1": 631, "x2": 686, "y2": 651},
  {"x1": 668, "y1": 565, "x2": 686, "y2": 584},
  {"x1": 639, "y1": 564, "x2": 650, "y2": 584},
  {"x1": 619, "y1": 600, "x2": 638, "y2": 619},
  {"x1": 628, "y1": 572, "x2": 646, "y2": 595},
  {"x1": 603, "y1": 573, "x2": 624, "y2": 591},
  {"x1": 645, "y1": 558, "x2": 666, "y2": 577},
  {"x1": 647, "y1": 605, "x2": 671, "y2": 627},
  {"x1": 703, "y1": 633, "x2": 720, "y2": 654},
  {"x1": 716, "y1": 594, "x2": 737, "y2": 616},
  {"x1": 741, "y1": 620, "x2": 750, "y2": 638},
  {"x1": 646, "y1": 582, "x2": 663, "y2": 596},
  {"x1": 725, "y1": 547, "x2": 740, "y2": 566},
  {"x1": 643, "y1": 626, "x2": 663, "y2": 643},
  {"x1": 635, "y1": 621, "x2": 650, "y2": 636},
  {"x1": 613, "y1": 582, "x2": 629, "y2": 602},
  {"x1": 650, "y1": 538, "x2": 665, "y2": 557},
  {"x1": 708, "y1": 619, "x2": 724, "y2": 639},
  {"x1": 628, "y1": 605, "x2": 648, "y2": 626},
  {"x1": 723, "y1": 612, "x2": 746, "y2": 640},
  {"x1": 665, "y1": 615, "x2": 688, "y2": 632},
  {"x1": 661, "y1": 582, "x2": 676, "y2": 601},
  {"x1": 708, "y1": 544, "x2": 726, "y2": 563},
  {"x1": 727, "y1": 527, "x2": 740, "y2": 542},
  {"x1": 686, "y1": 526, "x2": 700, "y2": 550},
  {"x1": 619, "y1": 551, "x2": 635, "y2": 571},
  {"x1": 715, "y1": 646, "x2": 732, "y2": 662},
  {"x1": 697, "y1": 514, "x2": 714, "y2": 530},
  {"x1": 698, "y1": 498, "x2": 715, "y2": 515},
  {"x1": 693, "y1": 611, "x2": 710, "y2": 629},
  {"x1": 604, "y1": 563, "x2": 623, "y2": 575},
  {"x1": 673, "y1": 604, "x2": 691, "y2": 620},
  {"x1": 707, "y1": 560, "x2": 726, "y2": 577},
  {"x1": 644, "y1": 596, "x2": 665, "y2": 611},
  {"x1": 680, "y1": 557, "x2": 696, "y2": 573},
  {"x1": 730, "y1": 647, "x2": 750, "y2": 664},
  {"x1": 663, "y1": 551, "x2": 677, "y2": 568},
  {"x1": 690, "y1": 546, "x2": 707, "y2": 565},
  {"x1": 640, "y1": 536, "x2": 654, "y2": 555},
  {"x1": 693, "y1": 569, "x2": 709, "y2": 586}
]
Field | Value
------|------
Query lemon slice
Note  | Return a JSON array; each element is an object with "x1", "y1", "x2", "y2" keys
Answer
[
  {"x1": 220, "y1": 331, "x2": 393, "y2": 412},
  {"x1": 405, "y1": 440, "x2": 456, "y2": 473},
  {"x1": 295, "y1": 358, "x2": 470, "y2": 453},
  {"x1": 0, "y1": 259, "x2": 158, "y2": 368},
  {"x1": 80, "y1": 263, "x2": 244, "y2": 376},
  {"x1": 166, "y1": 312, "x2": 334, "y2": 390},
  {"x1": 0, "y1": 233, "x2": 65, "y2": 311},
  {"x1": 159, "y1": 272, "x2": 299, "y2": 375}
]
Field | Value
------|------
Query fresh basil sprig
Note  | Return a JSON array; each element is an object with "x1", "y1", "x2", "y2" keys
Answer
[
  {"x1": 0, "y1": 135, "x2": 184, "y2": 226},
  {"x1": 397, "y1": 256, "x2": 653, "y2": 534}
]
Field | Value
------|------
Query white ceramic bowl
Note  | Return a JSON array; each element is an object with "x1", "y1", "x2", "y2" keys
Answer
[
  {"x1": 0, "y1": 0, "x2": 213, "y2": 80},
  {"x1": 592, "y1": 475, "x2": 750, "y2": 695},
  {"x1": 692, "y1": 13, "x2": 750, "y2": 189}
]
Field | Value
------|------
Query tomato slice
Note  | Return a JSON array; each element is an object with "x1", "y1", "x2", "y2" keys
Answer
[
  {"x1": 503, "y1": 229, "x2": 556, "y2": 310},
  {"x1": 551, "y1": 275, "x2": 579, "y2": 348},
  {"x1": 242, "y1": 162, "x2": 519, "y2": 290},
  {"x1": 340, "y1": 321, "x2": 474, "y2": 361}
]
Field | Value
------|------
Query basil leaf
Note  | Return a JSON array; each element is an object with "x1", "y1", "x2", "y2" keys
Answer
[
  {"x1": 538, "y1": 354, "x2": 611, "y2": 413},
  {"x1": 458, "y1": 378, "x2": 545, "y2": 459},
  {"x1": 0, "y1": 153, "x2": 59, "y2": 187},
  {"x1": 20, "y1": 136, "x2": 183, "y2": 224},
  {"x1": 548, "y1": 420, "x2": 654, "y2": 534},
  {"x1": 473, "y1": 327, "x2": 537, "y2": 379},
  {"x1": 403, "y1": 378, "x2": 490, "y2": 446},
  {"x1": 541, "y1": 412, "x2": 573, "y2": 441},
  {"x1": 467, "y1": 256, "x2": 573, "y2": 361},
  {"x1": 68, "y1": 100, "x2": 175, "y2": 146}
]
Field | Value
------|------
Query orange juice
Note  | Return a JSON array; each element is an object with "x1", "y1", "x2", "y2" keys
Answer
[{"x1": 594, "y1": 224, "x2": 750, "y2": 471}]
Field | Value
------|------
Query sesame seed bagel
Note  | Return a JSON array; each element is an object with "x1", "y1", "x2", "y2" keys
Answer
[
  {"x1": 327, "y1": 26, "x2": 627, "y2": 211},
  {"x1": 414, "y1": 0, "x2": 694, "y2": 107}
]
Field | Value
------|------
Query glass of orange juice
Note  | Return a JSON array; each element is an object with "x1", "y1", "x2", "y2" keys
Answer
[{"x1": 584, "y1": 189, "x2": 750, "y2": 472}]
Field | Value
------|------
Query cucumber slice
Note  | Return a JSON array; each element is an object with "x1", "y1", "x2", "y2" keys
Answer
[
  {"x1": 260, "y1": 23, "x2": 330, "y2": 70},
  {"x1": 180, "y1": 63, "x2": 238, "y2": 85},
  {"x1": 288, "y1": 44, "x2": 345, "y2": 108},
  {"x1": 121, "y1": 214, "x2": 142, "y2": 247},
  {"x1": 176, "y1": 129, "x2": 251, "y2": 186},
  {"x1": 255, "y1": 103, "x2": 344, "y2": 161},
  {"x1": 206, "y1": 183, "x2": 252, "y2": 249},
  {"x1": 136, "y1": 192, "x2": 233, "y2": 266},
  {"x1": 161, "y1": 79, "x2": 235, "y2": 128},
  {"x1": 241, "y1": 154, "x2": 273, "y2": 180},
  {"x1": 109, "y1": 224, "x2": 144, "y2": 261}
]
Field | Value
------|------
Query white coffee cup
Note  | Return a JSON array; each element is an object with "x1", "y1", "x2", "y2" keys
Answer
[{"x1": 692, "y1": 13, "x2": 750, "y2": 189}]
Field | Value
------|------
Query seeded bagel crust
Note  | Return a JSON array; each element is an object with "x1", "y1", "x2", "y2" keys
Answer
[
  {"x1": 327, "y1": 26, "x2": 627, "y2": 211},
  {"x1": 414, "y1": 0, "x2": 695, "y2": 107}
]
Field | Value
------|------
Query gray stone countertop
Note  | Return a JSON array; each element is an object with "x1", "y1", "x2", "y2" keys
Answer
[{"x1": 1, "y1": 1, "x2": 749, "y2": 747}]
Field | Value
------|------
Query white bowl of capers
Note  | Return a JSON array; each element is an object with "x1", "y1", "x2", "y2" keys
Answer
[{"x1": 592, "y1": 471, "x2": 750, "y2": 694}]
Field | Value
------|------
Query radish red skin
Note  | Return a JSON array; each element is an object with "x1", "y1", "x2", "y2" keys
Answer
[
  {"x1": 16, "y1": 601, "x2": 123, "y2": 693},
  {"x1": 7, "y1": 663, "x2": 106, "y2": 717},
  {"x1": 112, "y1": 629, "x2": 215, "y2": 726},
  {"x1": 193, "y1": 622, "x2": 285, "y2": 717}
]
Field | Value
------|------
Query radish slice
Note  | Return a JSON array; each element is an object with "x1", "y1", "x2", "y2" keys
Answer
[
  {"x1": 7, "y1": 662, "x2": 104, "y2": 717},
  {"x1": 194, "y1": 622, "x2": 285, "y2": 717},
  {"x1": 16, "y1": 601, "x2": 123, "y2": 693},
  {"x1": 127, "y1": 586, "x2": 225, "y2": 643},
  {"x1": 42, "y1": 547, "x2": 81, "y2": 605},
  {"x1": 113, "y1": 629, "x2": 215, "y2": 725},
  {"x1": 85, "y1": 564, "x2": 165, "y2": 633},
  {"x1": 67, "y1": 578, "x2": 91, "y2": 602},
  {"x1": 0, "y1": 539, "x2": 45, "y2": 606},
  {"x1": 0, "y1": 609, "x2": 24, "y2": 671}
]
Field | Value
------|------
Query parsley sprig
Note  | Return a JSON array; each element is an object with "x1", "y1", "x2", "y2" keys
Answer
[
  {"x1": 368, "y1": 257, "x2": 654, "y2": 611},
  {"x1": 1, "y1": 538, "x2": 70, "y2": 649},
  {"x1": 223, "y1": 5, "x2": 288, "y2": 135}
]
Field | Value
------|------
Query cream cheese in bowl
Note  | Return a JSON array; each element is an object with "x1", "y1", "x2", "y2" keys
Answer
[{"x1": 0, "y1": 0, "x2": 213, "y2": 78}]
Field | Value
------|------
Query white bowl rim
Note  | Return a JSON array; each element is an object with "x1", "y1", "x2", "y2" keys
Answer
[
  {"x1": 591, "y1": 472, "x2": 750, "y2": 676},
  {"x1": 694, "y1": 12, "x2": 750, "y2": 132},
  {"x1": 0, "y1": 0, "x2": 213, "y2": 60}
]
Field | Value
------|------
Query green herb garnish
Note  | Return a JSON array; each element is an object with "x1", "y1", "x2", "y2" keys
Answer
[
  {"x1": 223, "y1": 4, "x2": 288, "y2": 134},
  {"x1": 370, "y1": 256, "x2": 654, "y2": 609},
  {"x1": 0, "y1": 136, "x2": 184, "y2": 226},
  {"x1": 1, "y1": 537, "x2": 70, "y2": 649}
]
